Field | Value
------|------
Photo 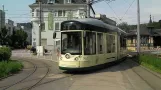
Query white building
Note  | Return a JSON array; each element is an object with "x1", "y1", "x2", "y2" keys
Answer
[{"x1": 29, "y1": 0, "x2": 87, "y2": 50}]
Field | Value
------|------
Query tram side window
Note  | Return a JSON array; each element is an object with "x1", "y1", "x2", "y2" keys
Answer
[
  {"x1": 97, "y1": 33, "x2": 103, "y2": 54},
  {"x1": 106, "y1": 34, "x2": 111, "y2": 53},
  {"x1": 111, "y1": 35, "x2": 116, "y2": 53},
  {"x1": 106, "y1": 34, "x2": 115, "y2": 53},
  {"x1": 84, "y1": 32, "x2": 96, "y2": 55},
  {"x1": 61, "y1": 22, "x2": 82, "y2": 30},
  {"x1": 120, "y1": 36, "x2": 127, "y2": 48}
]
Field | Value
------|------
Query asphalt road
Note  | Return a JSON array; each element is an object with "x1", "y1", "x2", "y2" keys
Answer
[{"x1": 0, "y1": 56, "x2": 161, "y2": 90}]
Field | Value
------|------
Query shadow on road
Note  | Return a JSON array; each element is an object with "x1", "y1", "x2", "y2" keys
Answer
[{"x1": 64, "y1": 57, "x2": 140, "y2": 75}]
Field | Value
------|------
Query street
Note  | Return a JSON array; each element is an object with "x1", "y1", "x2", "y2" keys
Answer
[{"x1": 0, "y1": 54, "x2": 161, "y2": 90}]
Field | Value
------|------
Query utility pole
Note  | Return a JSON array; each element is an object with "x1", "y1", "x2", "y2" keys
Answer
[
  {"x1": 137, "y1": 0, "x2": 140, "y2": 54},
  {"x1": 38, "y1": 0, "x2": 42, "y2": 46},
  {"x1": 87, "y1": 0, "x2": 90, "y2": 18}
]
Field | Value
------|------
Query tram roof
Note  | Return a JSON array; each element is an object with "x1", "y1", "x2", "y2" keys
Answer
[
  {"x1": 63, "y1": 18, "x2": 127, "y2": 34},
  {"x1": 66, "y1": 18, "x2": 126, "y2": 34}
]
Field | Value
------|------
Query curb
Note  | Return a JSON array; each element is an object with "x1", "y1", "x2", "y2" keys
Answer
[
  {"x1": 130, "y1": 58, "x2": 161, "y2": 79},
  {"x1": 140, "y1": 65, "x2": 161, "y2": 79}
]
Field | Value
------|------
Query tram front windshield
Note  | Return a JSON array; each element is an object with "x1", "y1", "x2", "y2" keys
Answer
[{"x1": 61, "y1": 32, "x2": 82, "y2": 55}]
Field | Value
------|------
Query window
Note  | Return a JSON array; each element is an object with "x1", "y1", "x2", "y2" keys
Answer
[
  {"x1": 97, "y1": 33, "x2": 103, "y2": 54},
  {"x1": 36, "y1": 9, "x2": 40, "y2": 17},
  {"x1": 111, "y1": 35, "x2": 116, "y2": 53},
  {"x1": 55, "y1": 22, "x2": 60, "y2": 31},
  {"x1": 120, "y1": 36, "x2": 126, "y2": 48},
  {"x1": 48, "y1": 0, "x2": 55, "y2": 3},
  {"x1": 65, "y1": 0, "x2": 71, "y2": 3},
  {"x1": 106, "y1": 34, "x2": 115, "y2": 53},
  {"x1": 53, "y1": 10, "x2": 58, "y2": 17},
  {"x1": 41, "y1": 39, "x2": 47, "y2": 46},
  {"x1": 61, "y1": 21, "x2": 82, "y2": 30},
  {"x1": 58, "y1": 10, "x2": 63, "y2": 17},
  {"x1": 56, "y1": 40, "x2": 60, "y2": 46},
  {"x1": 84, "y1": 32, "x2": 96, "y2": 55},
  {"x1": 32, "y1": 12, "x2": 34, "y2": 17},
  {"x1": 61, "y1": 32, "x2": 82, "y2": 55},
  {"x1": 41, "y1": 23, "x2": 45, "y2": 31}
]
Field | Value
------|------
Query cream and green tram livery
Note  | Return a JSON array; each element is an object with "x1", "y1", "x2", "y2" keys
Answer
[{"x1": 57, "y1": 18, "x2": 127, "y2": 71}]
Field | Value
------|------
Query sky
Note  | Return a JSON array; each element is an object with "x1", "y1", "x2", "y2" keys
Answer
[{"x1": 0, "y1": 0, "x2": 161, "y2": 25}]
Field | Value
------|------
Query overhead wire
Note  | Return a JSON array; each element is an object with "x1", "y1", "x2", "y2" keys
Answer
[{"x1": 120, "y1": 0, "x2": 136, "y2": 20}]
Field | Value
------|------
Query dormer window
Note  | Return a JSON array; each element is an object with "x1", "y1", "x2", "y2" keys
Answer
[
  {"x1": 64, "y1": 0, "x2": 71, "y2": 4},
  {"x1": 48, "y1": 0, "x2": 55, "y2": 4}
]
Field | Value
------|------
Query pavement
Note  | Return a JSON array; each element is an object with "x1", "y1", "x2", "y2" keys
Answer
[
  {"x1": 69, "y1": 60, "x2": 161, "y2": 90},
  {"x1": 1, "y1": 50, "x2": 161, "y2": 90}
]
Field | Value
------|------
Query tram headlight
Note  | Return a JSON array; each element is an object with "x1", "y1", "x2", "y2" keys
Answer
[{"x1": 74, "y1": 57, "x2": 79, "y2": 61}]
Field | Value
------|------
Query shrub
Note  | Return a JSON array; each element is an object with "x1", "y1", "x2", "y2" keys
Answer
[
  {"x1": 27, "y1": 45, "x2": 32, "y2": 50},
  {"x1": 139, "y1": 54, "x2": 161, "y2": 71},
  {"x1": 0, "y1": 47, "x2": 12, "y2": 61},
  {"x1": 0, "y1": 61, "x2": 23, "y2": 78}
]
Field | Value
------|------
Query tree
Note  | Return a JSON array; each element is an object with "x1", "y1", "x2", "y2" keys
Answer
[
  {"x1": 14, "y1": 29, "x2": 28, "y2": 48},
  {"x1": 0, "y1": 27, "x2": 9, "y2": 45},
  {"x1": 159, "y1": 20, "x2": 161, "y2": 27},
  {"x1": 118, "y1": 22, "x2": 130, "y2": 32}
]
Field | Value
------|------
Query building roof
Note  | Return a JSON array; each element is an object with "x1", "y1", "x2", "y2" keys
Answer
[
  {"x1": 127, "y1": 28, "x2": 151, "y2": 36},
  {"x1": 127, "y1": 28, "x2": 161, "y2": 36}
]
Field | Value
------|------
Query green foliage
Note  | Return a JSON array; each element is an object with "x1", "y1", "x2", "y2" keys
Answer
[
  {"x1": 0, "y1": 27, "x2": 10, "y2": 45},
  {"x1": 118, "y1": 20, "x2": 161, "y2": 32},
  {"x1": 118, "y1": 22, "x2": 129, "y2": 32},
  {"x1": 0, "y1": 61, "x2": 23, "y2": 78},
  {"x1": 139, "y1": 54, "x2": 161, "y2": 73},
  {"x1": 27, "y1": 45, "x2": 32, "y2": 50},
  {"x1": 11, "y1": 29, "x2": 28, "y2": 48},
  {"x1": 0, "y1": 47, "x2": 12, "y2": 61}
]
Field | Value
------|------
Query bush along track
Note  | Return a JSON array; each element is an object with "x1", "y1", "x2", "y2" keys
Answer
[
  {"x1": 139, "y1": 54, "x2": 161, "y2": 74},
  {"x1": 0, "y1": 46, "x2": 23, "y2": 79},
  {"x1": 0, "y1": 60, "x2": 23, "y2": 79}
]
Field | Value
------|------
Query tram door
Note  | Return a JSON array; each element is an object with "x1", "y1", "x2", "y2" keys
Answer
[
  {"x1": 97, "y1": 33, "x2": 104, "y2": 64},
  {"x1": 84, "y1": 32, "x2": 97, "y2": 66}
]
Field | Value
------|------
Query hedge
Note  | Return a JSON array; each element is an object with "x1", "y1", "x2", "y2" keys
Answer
[
  {"x1": 0, "y1": 47, "x2": 12, "y2": 61},
  {"x1": 0, "y1": 61, "x2": 23, "y2": 78}
]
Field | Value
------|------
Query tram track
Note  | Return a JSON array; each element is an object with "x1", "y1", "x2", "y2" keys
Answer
[
  {"x1": 0, "y1": 58, "x2": 52, "y2": 90},
  {"x1": 25, "y1": 62, "x2": 50, "y2": 90},
  {"x1": 0, "y1": 60, "x2": 38, "y2": 90},
  {"x1": 9, "y1": 58, "x2": 71, "y2": 90}
]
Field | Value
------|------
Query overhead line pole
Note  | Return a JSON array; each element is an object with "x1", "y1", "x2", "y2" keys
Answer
[
  {"x1": 87, "y1": 0, "x2": 91, "y2": 18},
  {"x1": 38, "y1": 0, "x2": 42, "y2": 46},
  {"x1": 137, "y1": 0, "x2": 140, "y2": 54}
]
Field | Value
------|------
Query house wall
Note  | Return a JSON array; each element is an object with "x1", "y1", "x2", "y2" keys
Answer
[{"x1": 30, "y1": 3, "x2": 87, "y2": 50}]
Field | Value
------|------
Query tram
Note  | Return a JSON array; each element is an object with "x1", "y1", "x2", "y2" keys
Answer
[{"x1": 54, "y1": 18, "x2": 127, "y2": 71}]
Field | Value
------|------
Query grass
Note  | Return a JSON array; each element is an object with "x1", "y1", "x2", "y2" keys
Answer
[
  {"x1": 141, "y1": 62, "x2": 161, "y2": 74},
  {"x1": 0, "y1": 60, "x2": 23, "y2": 78},
  {"x1": 139, "y1": 54, "x2": 161, "y2": 74}
]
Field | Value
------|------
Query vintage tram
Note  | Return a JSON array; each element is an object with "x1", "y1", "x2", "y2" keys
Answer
[{"x1": 55, "y1": 18, "x2": 127, "y2": 71}]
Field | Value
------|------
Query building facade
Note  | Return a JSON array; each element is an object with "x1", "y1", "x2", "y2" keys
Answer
[
  {"x1": 127, "y1": 16, "x2": 161, "y2": 51},
  {"x1": 29, "y1": 0, "x2": 87, "y2": 50},
  {"x1": 0, "y1": 9, "x2": 5, "y2": 30},
  {"x1": 5, "y1": 19, "x2": 14, "y2": 36}
]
